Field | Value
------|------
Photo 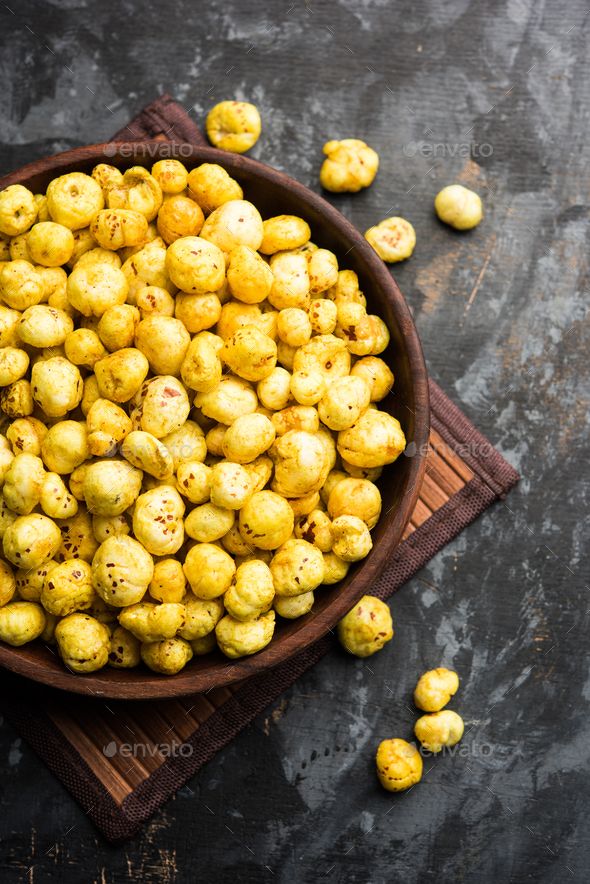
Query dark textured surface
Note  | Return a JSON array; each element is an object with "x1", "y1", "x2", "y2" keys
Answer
[{"x1": 0, "y1": 1, "x2": 588, "y2": 882}]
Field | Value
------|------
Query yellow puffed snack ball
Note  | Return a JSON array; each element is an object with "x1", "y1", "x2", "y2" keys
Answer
[
  {"x1": 151, "y1": 159, "x2": 188, "y2": 194},
  {"x1": 26, "y1": 221, "x2": 74, "y2": 267},
  {"x1": 64, "y1": 328, "x2": 108, "y2": 369},
  {"x1": 91, "y1": 163, "x2": 124, "y2": 193},
  {"x1": 55, "y1": 612, "x2": 110, "y2": 672},
  {"x1": 259, "y1": 215, "x2": 311, "y2": 255},
  {"x1": 220, "y1": 520, "x2": 253, "y2": 556},
  {"x1": 3, "y1": 453, "x2": 45, "y2": 514},
  {"x1": 271, "y1": 430, "x2": 328, "y2": 498},
  {"x1": 8, "y1": 231, "x2": 32, "y2": 262},
  {"x1": 92, "y1": 513, "x2": 130, "y2": 544},
  {"x1": 327, "y1": 269, "x2": 365, "y2": 304},
  {"x1": 66, "y1": 263, "x2": 128, "y2": 317},
  {"x1": 108, "y1": 625, "x2": 141, "y2": 668},
  {"x1": 0, "y1": 447, "x2": 14, "y2": 485},
  {"x1": 0, "y1": 306, "x2": 22, "y2": 347},
  {"x1": 276, "y1": 308, "x2": 312, "y2": 349},
  {"x1": 83, "y1": 459, "x2": 143, "y2": 517},
  {"x1": 30, "y1": 356, "x2": 83, "y2": 418},
  {"x1": 18, "y1": 305, "x2": 74, "y2": 348},
  {"x1": 141, "y1": 636, "x2": 193, "y2": 674},
  {"x1": 106, "y1": 166, "x2": 162, "y2": 221},
  {"x1": 40, "y1": 558, "x2": 94, "y2": 616},
  {"x1": 0, "y1": 185, "x2": 38, "y2": 236},
  {"x1": 317, "y1": 375, "x2": 371, "y2": 431},
  {"x1": 46, "y1": 172, "x2": 104, "y2": 230},
  {"x1": 334, "y1": 301, "x2": 376, "y2": 357},
  {"x1": 1, "y1": 378, "x2": 34, "y2": 418},
  {"x1": 132, "y1": 486, "x2": 185, "y2": 556},
  {"x1": 3, "y1": 514, "x2": 61, "y2": 569},
  {"x1": 161, "y1": 420, "x2": 207, "y2": 470},
  {"x1": 0, "y1": 260, "x2": 45, "y2": 310},
  {"x1": 270, "y1": 539, "x2": 324, "y2": 597},
  {"x1": 434, "y1": 184, "x2": 482, "y2": 230},
  {"x1": 174, "y1": 463, "x2": 210, "y2": 506},
  {"x1": 226, "y1": 245, "x2": 273, "y2": 304},
  {"x1": 136, "y1": 284, "x2": 175, "y2": 319},
  {"x1": 122, "y1": 240, "x2": 175, "y2": 300},
  {"x1": 40, "y1": 472, "x2": 78, "y2": 519},
  {"x1": 351, "y1": 356, "x2": 394, "y2": 402},
  {"x1": 134, "y1": 315, "x2": 190, "y2": 377},
  {"x1": 288, "y1": 369, "x2": 324, "y2": 407},
  {"x1": 148, "y1": 557, "x2": 187, "y2": 603},
  {"x1": 414, "y1": 667, "x2": 459, "y2": 712},
  {"x1": 187, "y1": 163, "x2": 244, "y2": 214},
  {"x1": 364, "y1": 217, "x2": 416, "y2": 263},
  {"x1": 92, "y1": 534, "x2": 154, "y2": 607},
  {"x1": 215, "y1": 609, "x2": 275, "y2": 659},
  {"x1": 376, "y1": 738, "x2": 423, "y2": 792},
  {"x1": 175, "y1": 292, "x2": 222, "y2": 334},
  {"x1": 179, "y1": 595, "x2": 224, "y2": 640},
  {"x1": 0, "y1": 558, "x2": 16, "y2": 607},
  {"x1": 274, "y1": 591, "x2": 314, "y2": 619},
  {"x1": 185, "y1": 502, "x2": 234, "y2": 543},
  {"x1": 183, "y1": 542, "x2": 236, "y2": 599},
  {"x1": 195, "y1": 375, "x2": 257, "y2": 425},
  {"x1": 271, "y1": 405, "x2": 319, "y2": 436},
  {"x1": 209, "y1": 461, "x2": 252, "y2": 510},
  {"x1": 337, "y1": 409, "x2": 406, "y2": 468},
  {"x1": 54, "y1": 509, "x2": 98, "y2": 563},
  {"x1": 308, "y1": 249, "x2": 339, "y2": 295},
  {"x1": 201, "y1": 199, "x2": 264, "y2": 253},
  {"x1": 0, "y1": 232, "x2": 9, "y2": 260},
  {"x1": 224, "y1": 559, "x2": 275, "y2": 621},
  {"x1": 130, "y1": 375, "x2": 190, "y2": 438},
  {"x1": 206, "y1": 100, "x2": 261, "y2": 153},
  {"x1": 165, "y1": 235, "x2": 225, "y2": 294},
  {"x1": 157, "y1": 194, "x2": 204, "y2": 244},
  {"x1": 217, "y1": 300, "x2": 262, "y2": 340},
  {"x1": 320, "y1": 139, "x2": 379, "y2": 193},
  {"x1": 90, "y1": 209, "x2": 148, "y2": 250},
  {"x1": 285, "y1": 489, "x2": 320, "y2": 517},
  {"x1": 121, "y1": 430, "x2": 173, "y2": 479},
  {"x1": 94, "y1": 348, "x2": 149, "y2": 403},
  {"x1": 254, "y1": 367, "x2": 289, "y2": 412},
  {"x1": 67, "y1": 228, "x2": 99, "y2": 267},
  {"x1": 294, "y1": 509, "x2": 333, "y2": 552},
  {"x1": 0, "y1": 347, "x2": 29, "y2": 386},
  {"x1": 222, "y1": 413, "x2": 276, "y2": 464},
  {"x1": 328, "y1": 477, "x2": 382, "y2": 529},
  {"x1": 414, "y1": 710, "x2": 464, "y2": 753},
  {"x1": 337, "y1": 594, "x2": 392, "y2": 656},
  {"x1": 40, "y1": 419, "x2": 88, "y2": 473},
  {"x1": 15, "y1": 562, "x2": 55, "y2": 601},
  {"x1": 268, "y1": 251, "x2": 310, "y2": 311},
  {"x1": 308, "y1": 299, "x2": 338, "y2": 337},
  {"x1": 97, "y1": 304, "x2": 140, "y2": 352},
  {"x1": 118, "y1": 601, "x2": 185, "y2": 642},
  {"x1": 0, "y1": 600, "x2": 46, "y2": 646},
  {"x1": 331, "y1": 514, "x2": 373, "y2": 562},
  {"x1": 293, "y1": 334, "x2": 350, "y2": 380},
  {"x1": 180, "y1": 331, "x2": 223, "y2": 394}
]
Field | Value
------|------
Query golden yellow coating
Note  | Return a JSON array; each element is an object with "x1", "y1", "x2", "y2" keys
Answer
[
  {"x1": 40, "y1": 419, "x2": 88, "y2": 474},
  {"x1": 0, "y1": 306, "x2": 22, "y2": 347},
  {"x1": 224, "y1": 559, "x2": 275, "y2": 621},
  {"x1": 376, "y1": 739, "x2": 423, "y2": 792},
  {"x1": 0, "y1": 185, "x2": 38, "y2": 236},
  {"x1": 185, "y1": 502, "x2": 234, "y2": 543},
  {"x1": 308, "y1": 248, "x2": 339, "y2": 294},
  {"x1": 268, "y1": 251, "x2": 310, "y2": 310},
  {"x1": 141, "y1": 636, "x2": 193, "y2": 674},
  {"x1": 413, "y1": 667, "x2": 459, "y2": 712},
  {"x1": 221, "y1": 413, "x2": 275, "y2": 464},
  {"x1": 3, "y1": 514, "x2": 61, "y2": 569},
  {"x1": 46, "y1": 172, "x2": 104, "y2": 230},
  {"x1": 157, "y1": 194, "x2": 204, "y2": 244},
  {"x1": 130, "y1": 375, "x2": 190, "y2": 438},
  {"x1": 66, "y1": 263, "x2": 128, "y2": 318},
  {"x1": 92, "y1": 534, "x2": 154, "y2": 607},
  {"x1": 55, "y1": 612, "x2": 110, "y2": 672},
  {"x1": 337, "y1": 594, "x2": 392, "y2": 657},
  {"x1": 118, "y1": 601, "x2": 185, "y2": 642},
  {"x1": 15, "y1": 562, "x2": 55, "y2": 602},
  {"x1": 317, "y1": 375, "x2": 371, "y2": 431},
  {"x1": 350, "y1": 356, "x2": 394, "y2": 402},
  {"x1": 242, "y1": 455, "x2": 273, "y2": 495},
  {"x1": 365, "y1": 217, "x2": 416, "y2": 263},
  {"x1": 274, "y1": 591, "x2": 314, "y2": 619},
  {"x1": 136, "y1": 284, "x2": 175, "y2": 319},
  {"x1": 175, "y1": 291, "x2": 222, "y2": 333},
  {"x1": 40, "y1": 472, "x2": 79, "y2": 519},
  {"x1": 183, "y1": 542, "x2": 236, "y2": 599},
  {"x1": 120, "y1": 430, "x2": 173, "y2": 480},
  {"x1": 215, "y1": 609, "x2": 275, "y2": 658},
  {"x1": 337, "y1": 409, "x2": 406, "y2": 468},
  {"x1": 3, "y1": 452, "x2": 45, "y2": 514},
  {"x1": 92, "y1": 513, "x2": 130, "y2": 544},
  {"x1": 83, "y1": 459, "x2": 143, "y2": 517},
  {"x1": 91, "y1": 163, "x2": 124, "y2": 193},
  {"x1": 189, "y1": 633, "x2": 217, "y2": 655},
  {"x1": 68, "y1": 228, "x2": 99, "y2": 267},
  {"x1": 0, "y1": 347, "x2": 30, "y2": 387},
  {"x1": 331, "y1": 514, "x2": 373, "y2": 562},
  {"x1": 151, "y1": 160, "x2": 188, "y2": 195},
  {"x1": 414, "y1": 710, "x2": 464, "y2": 753},
  {"x1": 0, "y1": 600, "x2": 46, "y2": 646},
  {"x1": 270, "y1": 539, "x2": 324, "y2": 597},
  {"x1": 0, "y1": 558, "x2": 16, "y2": 607},
  {"x1": 1, "y1": 378, "x2": 33, "y2": 418},
  {"x1": 217, "y1": 300, "x2": 261, "y2": 339},
  {"x1": 26, "y1": 221, "x2": 74, "y2": 267},
  {"x1": 106, "y1": 166, "x2": 162, "y2": 221},
  {"x1": 226, "y1": 244, "x2": 273, "y2": 305},
  {"x1": 64, "y1": 328, "x2": 108, "y2": 369},
  {"x1": 148, "y1": 557, "x2": 187, "y2": 603},
  {"x1": 97, "y1": 304, "x2": 140, "y2": 352},
  {"x1": 90, "y1": 209, "x2": 148, "y2": 251},
  {"x1": 161, "y1": 421, "x2": 207, "y2": 470},
  {"x1": 108, "y1": 625, "x2": 141, "y2": 668},
  {"x1": 328, "y1": 478, "x2": 381, "y2": 529},
  {"x1": 259, "y1": 215, "x2": 311, "y2": 255},
  {"x1": 165, "y1": 235, "x2": 225, "y2": 294},
  {"x1": 8, "y1": 232, "x2": 31, "y2": 262},
  {"x1": 94, "y1": 348, "x2": 149, "y2": 403},
  {"x1": 288, "y1": 369, "x2": 324, "y2": 407},
  {"x1": 320, "y1": 139, "x2": 379, "y2": 193},
  {"x1": 122, "y1": 239, "x2": 175, "y2": 299},
  {"x1": 0, "y1": 260, "x2": 45, "y2": 310},
  {"x1": 195, "y1": 375, "x2": 258, "y2": 425},
  {"x1": 294, "y1": 509, "x2": 333, "y2": 552},
  {"x1": 187, "y1": 163, "x2": 243, "y2": 214},
  {"x1": 180, "y1": 332, "x2": 222, "y2": 394},
  {"x1": 270, "y1": 430, "x2": 328, "y2": 498},
  {"x1": 40, "y1": 558, "x2": 94, "y2": 616},
  {"x1": 18, "y1": 304, "x2": 74, "y2": 348},
  {"x1": 132, "y1": 487, "x2": 185, "y2": 556},
  {"x1": 271, "y1": 405, "x2": 319, "y2": 436},
  {"x1": 292, "y1": 334, "x2": 350, "y2": 380},
  {"x1": 206, "y1": 101, "x2": 261, "y2": 153},
  {"x1": 178, "y1": 595, "x2": 224, "y2": 641},
  {"x1": 256, "y1": 367, "x2": 291, "y2": 411},
  {"x1": 208, "y1": 461, "x2": 252, "y2": 511},
  {"x1": 134, "y1": 315, "x2": 190, "y2": 377},
  {"x1": 201, "y1": 199, "x2": 264, "y2": 254},
  {"x1": 434, "y1": 185, "x2": 483, "y2": 230},
  {"x1": 54, "y1": 509, "x2": 98, "y2": 563},
  {"x1": 276, "y1": 307, "x2": 312, "y2": 349},
  {"x1": 0, "y1": 448, "x2": 14, "y2": 486},
  {"x1": 221, "y1": 326, "x2": 277, "y2": 382}
]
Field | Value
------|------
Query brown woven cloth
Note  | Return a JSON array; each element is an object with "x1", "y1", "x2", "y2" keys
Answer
[{"x1": 0, "y1": 98, "x2": 519, "y2": 842}]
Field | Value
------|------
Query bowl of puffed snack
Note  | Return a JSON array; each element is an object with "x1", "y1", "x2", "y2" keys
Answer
[{"x1": 0, "y1": 141, "x2": 428, "y2": 697}]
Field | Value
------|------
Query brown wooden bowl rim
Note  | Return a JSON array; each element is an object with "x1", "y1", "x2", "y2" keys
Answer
[{"x1": 0, "y1": 142, "x2": 429, "y2": 698}]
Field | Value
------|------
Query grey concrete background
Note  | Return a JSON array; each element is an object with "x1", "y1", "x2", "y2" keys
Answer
[{"x1": 0, "y1": 0, "x2": 589, "y2": 881}]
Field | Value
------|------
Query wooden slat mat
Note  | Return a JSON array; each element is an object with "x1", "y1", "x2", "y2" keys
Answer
[{"x1": 0, "y1": 98, "x2": 519, "y2": 841}]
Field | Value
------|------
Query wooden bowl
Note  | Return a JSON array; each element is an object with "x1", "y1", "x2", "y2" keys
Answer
[{"x1": 0, "y1": 143, "x2": 429, "y2": 698}]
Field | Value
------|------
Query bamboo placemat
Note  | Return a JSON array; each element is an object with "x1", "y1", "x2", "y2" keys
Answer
[{"x1": 0, "y1": 98, "x2": 519, "y2": 842}]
